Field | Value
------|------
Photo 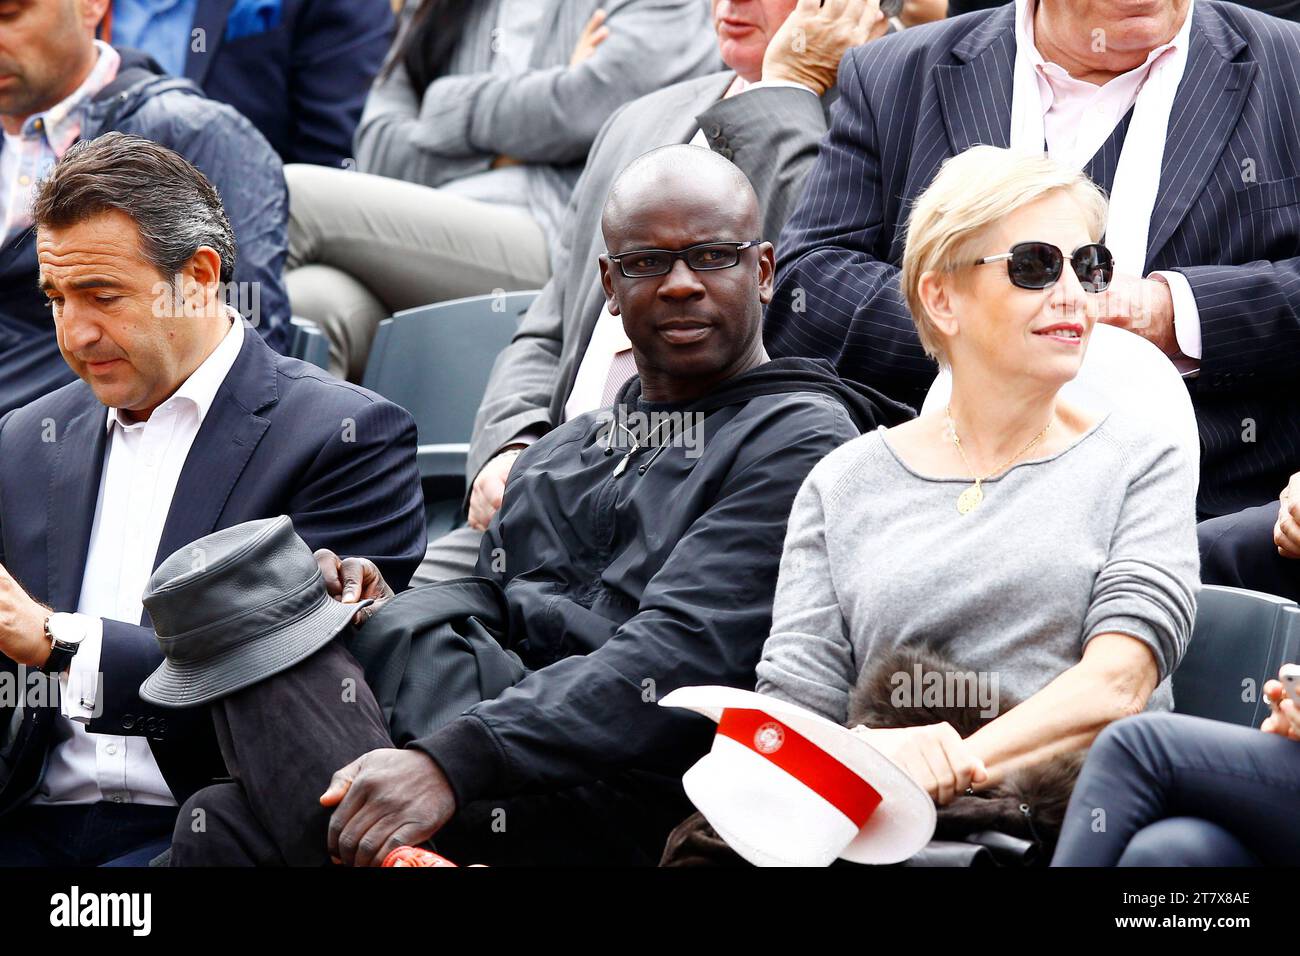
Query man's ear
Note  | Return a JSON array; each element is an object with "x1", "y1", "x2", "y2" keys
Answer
[
  {"x1": 756, "y1": 241, "x2": 775, "y2": 305},
  {"x1": 83, "y1": 0, "x2": 112, "y2": 35},
  {"x1": 598, "y1": 255, "x2": 621, "y2": 316},
  {"x1": 180, "y1": 246, "x2": 224, "y2": 319},
  {"x1": 918, "y1": 269, "x2": 960, "y2": 341}
]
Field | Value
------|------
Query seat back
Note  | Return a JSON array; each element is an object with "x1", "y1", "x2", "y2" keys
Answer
[
  {"x1": 288, "y1": 316, "x2": 332, "y2": 372},
  {"x1": 362, "y1": 290, "x2": 540, "y2": 481},
  {"x1": 1173, "y1": 585, "x2": 1300, "y2": 726},
  {"x1": 921, "y1": 323, "x2": 1200, "y2": 466}
]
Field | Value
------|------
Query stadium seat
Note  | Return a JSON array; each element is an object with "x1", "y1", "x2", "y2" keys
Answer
[
  {"x1": 362, "y1": 290, "x2": 540, "y2": 506},
  {"x1": 1173, "y1": 584, "x2": 1300, "y2": 727},
  {"x1": 288, "y1": 316, "x2": 332, "y2": 372},
  {"x1": 921, "y1": 322, "x2": 1201, "y2": 467}
]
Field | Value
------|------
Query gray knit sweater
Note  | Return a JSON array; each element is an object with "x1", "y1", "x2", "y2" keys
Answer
[{"x1": 755, "y1": 413, "x2": 1200, "y2": 724}]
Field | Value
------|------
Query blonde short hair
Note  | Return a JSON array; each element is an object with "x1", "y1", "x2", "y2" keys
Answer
[{"x1": 900, "y1": 145, "x2": 1109, "y2": 367}]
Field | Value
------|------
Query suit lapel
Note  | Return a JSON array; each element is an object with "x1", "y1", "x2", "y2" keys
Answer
[
  {"x1": 46, "y1": 397, "x2": 111, "y2": 613},
  {"x1": 151, "y1": 330, "x2": 277, "y2": 581},
  {"x1": 933, "y1": 6, "x2": 1016, "y2": 158},
  {"x1": 1144, "y1": 4, "x2": 1253, "y2": 268},
  {"x1": 185, "y1": 0, "x2": 239, "y2": 85}
]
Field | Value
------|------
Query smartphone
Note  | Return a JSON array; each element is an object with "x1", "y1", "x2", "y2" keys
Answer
[{"x1": 1281, "y1": 663, "x2": 1300, "y2": 707}]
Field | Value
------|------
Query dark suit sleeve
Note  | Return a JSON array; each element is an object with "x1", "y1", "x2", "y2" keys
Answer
[
  {"x1": 288, "y1": 0, "x2": 394, "y2": 166},
  {"x1": 285, "y1": 396, "x2": 426, "y2": 591},
  {"x1": 1177, "y1": 262, "x2": 1300, "y2": 381},
  {"x1": 763, "y1": 49, "x2": 935, "y2": 408}
]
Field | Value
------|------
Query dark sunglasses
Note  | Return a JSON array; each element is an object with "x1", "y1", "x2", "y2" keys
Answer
[
  {"x1": 607, "y1": 240, "x2": 762, "y2": 278},
  {"x1": 974, "y1": 241, "x2": 1114, "y2": 293}
]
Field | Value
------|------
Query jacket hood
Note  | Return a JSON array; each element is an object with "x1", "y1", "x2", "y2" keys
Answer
[
  {"x1": 82, "y1": 47, "x2": 204, "y2": 137},
  {"x1": 615, "y1": 356, "x2": 915, "y2": 432}
]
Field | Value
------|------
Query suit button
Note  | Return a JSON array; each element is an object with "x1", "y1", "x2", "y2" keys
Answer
[
  {"x1": 122, "y1": 714, "x2": 136, "y2": 730},
  {"x1": 709, "y1": 124, "x2": 721, "y2": 138},
  {"x1": 720, "y1": 147, "x2": 734, "y2": 160}
]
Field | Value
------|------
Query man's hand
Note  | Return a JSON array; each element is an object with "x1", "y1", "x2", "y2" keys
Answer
[
  {"x1": 468, "y1": 447, "x2": 523, "y2": 532},
  {"x1": 0, "y1": 563, "x2": 52, "y2": 667},
  {"x1": 852, "y1": 722, "x2": 988, "y2": 805},
  {"x1": 1090, "y1": 273, "x2": 1180, "y2": 356},
  {"x1": 320, "y1": 748, "x2": 457, "y2": 867},
  {"x1": 570, "y1": 8, "x2": 609, "y2": 66},
  {"x1": 314, "y1": 549, "x2": 393, "y2": 626},
  {"x1": 1261, "y1": 679, "x2": 1300, "y2": 741},
  {"x1": 1276, "y1": 473, "x2": 1300, "y2": 559},
  {"x1": 762, "y1": 0, "x2": 886, "y2": 97}
]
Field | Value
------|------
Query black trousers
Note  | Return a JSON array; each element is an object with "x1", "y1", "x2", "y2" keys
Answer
[
  {"x1": 169, "y1": 639, "x2": 689, "y2": 866},
  {"x1": 1199, "y1": 502, "x2": 1300, "y2": 603},
  {"x1": 1052, "y1": 712, "x2": 1300, "y2": 866},
  {"x1": 0, "y1": 802, "x2": 177, "y2": 867}
]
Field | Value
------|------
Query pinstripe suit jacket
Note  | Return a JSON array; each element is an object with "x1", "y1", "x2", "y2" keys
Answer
[
  {"x1": 767, "y1": 1, "x2": 1300, "y2": 516},
  {"x1": 465, "y1": 72, "x2": 836, "y2": 486}
]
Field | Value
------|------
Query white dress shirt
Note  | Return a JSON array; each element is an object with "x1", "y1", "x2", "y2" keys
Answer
[
  {"x1": 1010, "y1": 0, "x2": 1202, "y2": 371},
  {"x1": 31, "y1": 316, "x2": 244, "y2": 807}
]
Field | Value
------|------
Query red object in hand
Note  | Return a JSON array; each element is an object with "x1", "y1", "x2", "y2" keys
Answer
[{"x1": 382, "y1": 846, "x2": 458, "y2": 867}]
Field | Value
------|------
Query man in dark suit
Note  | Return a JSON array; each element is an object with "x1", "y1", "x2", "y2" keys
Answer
[
  {"x1": 105, "y1": 0, "x2": 395, "y2": 166},
  {"x1": 0, "y1": 133, "x2": 424, "y2": 866},
  {"x1": 415, "y1": 0, "x2": 891, "y2": 582},
  {"x1": 767, "y1": 0, "x2": 1300, "y2": 518}
]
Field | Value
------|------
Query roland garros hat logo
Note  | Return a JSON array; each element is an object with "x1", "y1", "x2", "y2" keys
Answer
[{"x1": 753, "y1": 721, "x2": 785, "y2": 754}]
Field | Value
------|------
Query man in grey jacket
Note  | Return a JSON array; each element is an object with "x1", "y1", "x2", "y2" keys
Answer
[{"x1": 415, "y1": 0, "x2": 890, "y2": 583}]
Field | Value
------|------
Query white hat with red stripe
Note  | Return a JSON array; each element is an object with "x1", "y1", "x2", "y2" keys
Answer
[{"x1": 660, "y1": 686, "x2": 936, "y2": 867}]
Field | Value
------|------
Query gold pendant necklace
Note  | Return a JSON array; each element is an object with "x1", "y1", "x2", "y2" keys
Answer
[{"x1": 946, "y1": 405, "x2": 1052, "y2": 515}]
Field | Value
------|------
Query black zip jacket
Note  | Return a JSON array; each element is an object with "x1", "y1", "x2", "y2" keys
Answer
[{"x1": 411, "y1": 358, "x2": 912, "y2": 809}]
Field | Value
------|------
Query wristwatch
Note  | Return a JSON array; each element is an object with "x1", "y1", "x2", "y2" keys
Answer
[{"x1": 42, "y1": 612, "x2": 87, "y2": 674}]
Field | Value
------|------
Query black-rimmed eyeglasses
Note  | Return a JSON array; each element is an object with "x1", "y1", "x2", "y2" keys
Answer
[
  {"x1": 975, "y1": 241, "x2": 1114, "y2": 293},
  {"x1": 607, "y1": 240, "x2": 762, "y2": 278}
]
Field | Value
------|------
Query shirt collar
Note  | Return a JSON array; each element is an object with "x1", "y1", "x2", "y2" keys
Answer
[
  {"x1": 1015, "y1": 0, "x2": 1194, "y2": 91},
  {"x1": 106, "y1": 312, "x2": 245, "y2": 432},
  {"x1": 21, "y1": 40, "x2": 121, "y2": 159}
]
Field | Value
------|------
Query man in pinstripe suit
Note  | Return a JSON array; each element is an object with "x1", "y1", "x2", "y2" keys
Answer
[
  {"x1": 767, "y1": 0, "x2": 1300, "y2": 521},
  {"x1": 411, "y1": 0, "x2": 896, "y2": 583}
]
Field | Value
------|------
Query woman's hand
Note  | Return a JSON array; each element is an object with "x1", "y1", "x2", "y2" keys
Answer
[
  {"x1": 853, "y1": 723, "x2": 988, "y2": 805},
  {"x1": 569, "y1": 8, "x2": 609, "y2": 67},
  {"x1": 1261, "y1": 678, "x2": 1300, "y2": 741},
  {"x1": 314, "y1": 549, "x2": 394, "y2": 627}
]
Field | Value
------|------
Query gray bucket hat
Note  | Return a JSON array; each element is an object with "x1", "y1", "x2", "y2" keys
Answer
[{"x1": 139, "y1": 515, "x2": 370, "y2": 708}]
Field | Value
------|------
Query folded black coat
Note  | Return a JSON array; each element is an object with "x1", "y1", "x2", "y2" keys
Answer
[{"x1": 409, "y1": 358, "x2": 913, "y2": 817}]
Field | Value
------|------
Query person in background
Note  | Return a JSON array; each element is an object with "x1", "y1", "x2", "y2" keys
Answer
[
  {"x1": 765, "y1": 0, "x2": 1300, "y2": 521},
  {"x1": 0, "y1": 0, "x2": 290, "y2": 419},
  {"x1": 1198, "y1": 469, "x2": 1300, "y2": 603},
  {"x1": 756, "y1": 147, "x2": 1199, "y2": 812},
  {"x1": 103, "y1": 0, "x2": 395, "y2": 166},
  {"x1": 1052, "y1": 674, "x2": 1300, "y2": 865},
  {"x1": 416, "y1": 0, "x2": 907, "y2": 584},
  {"x1": 285, "y1": 0, "x2": 719, "y2": 381}
]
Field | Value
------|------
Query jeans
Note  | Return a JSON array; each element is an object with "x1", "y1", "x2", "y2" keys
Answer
[{"x1": 1052, "y1": 711, "x2": 1300, "y2": 866}]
